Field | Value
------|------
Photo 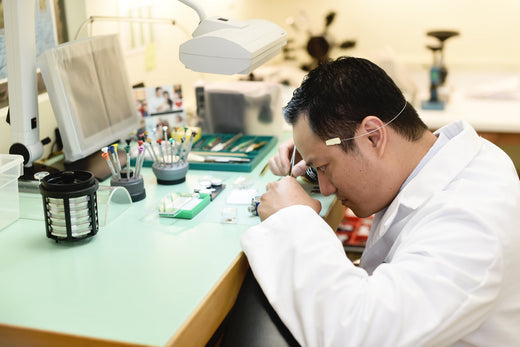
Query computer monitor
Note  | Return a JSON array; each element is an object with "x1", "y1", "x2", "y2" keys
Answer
[{"x1": 38, "y1": 34, "x2": 139, "y2": 180}]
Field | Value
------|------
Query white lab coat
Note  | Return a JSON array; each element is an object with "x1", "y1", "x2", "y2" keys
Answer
[{"x1": 241, "y1": 121, "x2": 520, "y2": 347}]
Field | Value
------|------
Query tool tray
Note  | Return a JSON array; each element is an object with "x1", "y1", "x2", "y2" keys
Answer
[{"x1": 189, "y1": 134, "x2": 277, "y2": 172}]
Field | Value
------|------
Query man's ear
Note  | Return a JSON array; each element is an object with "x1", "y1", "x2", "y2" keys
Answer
[{"x1": 359, "y1": 116, "x2": 387, "y2": 155}]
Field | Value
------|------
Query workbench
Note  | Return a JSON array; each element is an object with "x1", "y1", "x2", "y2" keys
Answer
[{"x1": 0, "y1": 142, "x2": 344, "y2": 347}]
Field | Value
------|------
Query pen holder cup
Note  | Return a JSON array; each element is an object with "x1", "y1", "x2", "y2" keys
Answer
[
  {"x1": 39, "y1": 170, "x2": 99, "y2": 242},
  {"x1": 152, "y1": 161, "x2": 189, "y2": 185},
  {"x1": 110, "y1": 173, "x2": 146, "y2": 202}
]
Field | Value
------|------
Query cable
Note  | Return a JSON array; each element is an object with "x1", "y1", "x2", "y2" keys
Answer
[{"x1": 325, "y1": 100, "x2": 407, "y2": 146}]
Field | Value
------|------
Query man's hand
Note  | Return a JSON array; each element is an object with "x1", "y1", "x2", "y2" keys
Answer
[
  {"x1": 257, "y1": 176, "x2": 322, "y2": 221},
  {"x1": 268, "y1": 138, "x2": 308, "y2": 177}
]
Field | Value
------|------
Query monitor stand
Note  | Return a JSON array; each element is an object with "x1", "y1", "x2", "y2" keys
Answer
[{"x1": 64, "y1": 149, "x2": 127, "y2": 182}]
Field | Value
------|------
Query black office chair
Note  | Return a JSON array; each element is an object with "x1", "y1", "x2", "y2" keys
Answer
[{"x1": 212, "y1": 268, "x2": 301, "y2": 347}]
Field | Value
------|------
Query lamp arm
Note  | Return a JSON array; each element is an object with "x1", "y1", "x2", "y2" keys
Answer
[
  {"x1": 73, "y1": 16, "x2": 95, "y2": 40},
  {"x1": 177, "y1": 0, "x2": 207, "y2": 23},
  {"x1": 74, "y1": 0, "x2": 206, "y2": 40}
]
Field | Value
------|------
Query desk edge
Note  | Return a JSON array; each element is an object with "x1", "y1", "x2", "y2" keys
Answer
[{"x1": 165, "y1": 251, "x2": 249, "y2": 347}]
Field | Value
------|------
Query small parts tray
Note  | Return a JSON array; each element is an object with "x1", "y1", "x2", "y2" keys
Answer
[{"x1": 188, "y1": 134, "x2": 277, "y2": 172}]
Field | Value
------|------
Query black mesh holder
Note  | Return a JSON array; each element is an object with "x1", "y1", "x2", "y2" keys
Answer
[{"x1": 39, "y1": 170, "x2": 99, "y2": 242}]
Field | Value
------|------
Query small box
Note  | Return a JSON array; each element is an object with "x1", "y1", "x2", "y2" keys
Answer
[
  {"x1": 0, "y1": 154, "x2": 24, "y2": 230},
  {"x1": 158, "y1": 192, "x2": 211, "y2": 219}
]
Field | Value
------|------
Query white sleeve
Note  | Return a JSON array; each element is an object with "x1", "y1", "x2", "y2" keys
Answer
[
  {"x1": 241, "y1": 205, "x2": 367, "y2": 346},
  {"x1": 241, "y1": 205, "x2": 503, "y2": 347}
]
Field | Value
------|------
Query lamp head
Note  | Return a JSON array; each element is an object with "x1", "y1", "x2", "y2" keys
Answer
[{"x1": 179, "y1": 16, "x2": 287, "y2": 75}]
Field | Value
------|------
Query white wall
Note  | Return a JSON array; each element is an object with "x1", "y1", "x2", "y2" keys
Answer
[
  {"x1": 2, "y1": 0, "x2": 520, "y2": 157},
  {"x1": 241, "y1": 0, "x2": 520, "y2": 71}
]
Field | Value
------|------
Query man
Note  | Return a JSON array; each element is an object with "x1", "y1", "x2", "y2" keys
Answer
[
  {"x1": 148, "y1": 86, "x2": 164, "y2": 114},
  {"x1": 241, "y1": 57, "x2": 520, "y2": 346}
]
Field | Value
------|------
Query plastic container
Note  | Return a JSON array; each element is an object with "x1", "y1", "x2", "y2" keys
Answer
[
  {"x1": 0, "y1": 154, "x2": 24, "y2": 230},
  {"x1": 40, "y1": 170, "x2": 99, "y2": 242}
]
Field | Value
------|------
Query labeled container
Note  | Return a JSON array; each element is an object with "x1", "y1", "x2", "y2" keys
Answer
[{"x1": 0, "y1": 154, "x2": 24, "y2": 230}]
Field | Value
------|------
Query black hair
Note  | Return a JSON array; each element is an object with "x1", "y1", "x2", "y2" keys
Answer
[{"x1": 283, "y1": 56, "x2": 428, "y2": 152}]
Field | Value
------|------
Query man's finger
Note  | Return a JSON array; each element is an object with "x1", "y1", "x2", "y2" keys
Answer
[{"x1": 291, "y1": 160, "x2": 309, "y2": 177}]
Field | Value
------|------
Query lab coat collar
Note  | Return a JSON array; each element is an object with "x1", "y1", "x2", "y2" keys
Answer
[
  {"x1": 401, "y1": 120, "x2": 482, "y2": 209},
  {"x1": 372, "y1": 120, "x2": 483, "y2": 240}
]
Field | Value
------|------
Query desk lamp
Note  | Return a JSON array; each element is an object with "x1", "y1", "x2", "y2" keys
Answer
[{"x1": 3, "y1": 0, "x2": 286, "y2": 179}]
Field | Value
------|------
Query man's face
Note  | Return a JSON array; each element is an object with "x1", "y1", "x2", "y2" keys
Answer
[{"x1": 293, "y1": 115, "x2": 388, "y2": 218}]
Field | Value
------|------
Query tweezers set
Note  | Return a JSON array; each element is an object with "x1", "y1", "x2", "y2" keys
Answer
[{"x1": 194, "y1": 133, "x2": 267, "y2": 153}]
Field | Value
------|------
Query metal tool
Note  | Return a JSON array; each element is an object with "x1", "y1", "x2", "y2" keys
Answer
[
  {"x1": 230, "y1": 137, "x2": 256, "y2": 152},
  {"x1": 189, "y1": 150, "x2": 248, "y2": 157},
  {"x1": 211, "y1": 133, "x2": 243, "y2": 152},
  {"x1": 245, "y1": 141, "x2": 267, "y2": 153},
  {"x1": 203, "y1": 156, "x2": 251, "y2": 163},
  {"x1": 203, "y1": 136, "x2": 222, "y2": 150},
  {"x1": 289, "y1": 145, "x2": 296, "y2": 176}
]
